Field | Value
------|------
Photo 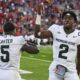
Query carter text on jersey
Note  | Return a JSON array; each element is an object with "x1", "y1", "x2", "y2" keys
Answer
[{"x1": 0, "y1": 39, "x2": 13, "y2": 44}]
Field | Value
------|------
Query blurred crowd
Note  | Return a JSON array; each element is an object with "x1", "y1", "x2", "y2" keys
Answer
[{"x1": 0, "y1": 0, "x2": 80, "y2": 35}]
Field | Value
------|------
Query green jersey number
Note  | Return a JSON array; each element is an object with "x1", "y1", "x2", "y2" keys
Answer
[{"x1": 59, "y1": 44, "x2": 69, "y2": 59}]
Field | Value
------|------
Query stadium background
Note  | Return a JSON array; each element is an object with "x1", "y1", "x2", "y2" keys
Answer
[{"x1": 0, "y1": 0, "x2": 80, "y2": 80}]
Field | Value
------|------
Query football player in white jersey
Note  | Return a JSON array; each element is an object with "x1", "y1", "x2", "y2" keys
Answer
[
  {"x1": 0, "y1": 22, "x2": 39, "y2": 80},
  {"x1": 34, "y1": 8, "x2": 80, "y2": 80}
]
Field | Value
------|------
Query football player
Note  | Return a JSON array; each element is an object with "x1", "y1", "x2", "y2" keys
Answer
[
  {"x1": 0, "y1": 22, "x2": 39, "y2": 80},
  {"x1": 34, "y1": 6, "x2": 80, "y2": 80}
]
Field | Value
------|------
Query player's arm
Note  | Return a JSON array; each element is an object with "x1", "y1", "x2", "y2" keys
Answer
[
  {"x1": 76, "y1": 45, "x2": 80, "y2": 75},
  {"x1": 34, "y1": 4, "x2": 53, "y2": 39},
  {"x1": 21, "y1": 41, "x2": 39, "y2": 54}
]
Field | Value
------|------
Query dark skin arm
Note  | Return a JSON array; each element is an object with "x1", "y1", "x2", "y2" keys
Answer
[
  {"x1": 34, "y1": 25, "x2": 53, "y2": 39},
  {"x1": 76, "y1": 45, "x2": 80, "y2": 75},
  {"x1": 34, "y1": 4, "x2": 53, "y2": 39}
]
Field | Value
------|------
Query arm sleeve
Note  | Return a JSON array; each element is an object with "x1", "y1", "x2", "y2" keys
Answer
[
  {"x1": 19, "y1": 36, "x2": 26, "y2": 45},
  {"x1": 48, "y1": 24, "x2": 60, "y2": 37}
]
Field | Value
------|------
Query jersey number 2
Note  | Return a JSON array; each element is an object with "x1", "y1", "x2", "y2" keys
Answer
[
  {"x1": 59, "y1": 44, "x2": 69, "y2": 59},
  {"x1": 1, "y1": 45, "x2": 9, "y2": 62}
]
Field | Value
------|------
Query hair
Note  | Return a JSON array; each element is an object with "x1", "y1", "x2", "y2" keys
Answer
[
  {"x1": 4, "y1": 22, "x2": 15, "y2": 33},
  {"x1": 62, "y1": 11, "x2": 77, "y2": 21}
]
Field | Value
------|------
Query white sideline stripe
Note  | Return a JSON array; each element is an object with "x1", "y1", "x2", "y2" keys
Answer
[
  {"x1": 20, "y1": 70, "x2": 33, "y2": 80},
  {"x1": 21, "y1": 79, "x2": 26, "y2": 80},
  {"x1": 22, "y1": 56, "x2": 52, "y2": 63},
  {"x1": 19, "y1": 69, "x2": 33, "y2": 74}
]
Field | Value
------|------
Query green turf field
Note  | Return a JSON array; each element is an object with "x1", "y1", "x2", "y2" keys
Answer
[{"x1": 20, "y1": 46, "x2": 53, "y2": 80}]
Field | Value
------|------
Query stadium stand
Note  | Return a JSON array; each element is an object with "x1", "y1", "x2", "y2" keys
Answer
[{"x1": 0, "y1": 0, "x2": 79, "y2": 44}]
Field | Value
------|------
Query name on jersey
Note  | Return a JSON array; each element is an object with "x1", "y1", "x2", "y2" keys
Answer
[
  {"x1": 0, "y1": 39, "x2": 13, "y2": 44},
  {"x1": 56, "y1": 38, "x2": 75, "y2": 45}
]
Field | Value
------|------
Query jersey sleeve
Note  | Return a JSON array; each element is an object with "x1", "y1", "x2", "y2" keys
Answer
[
  {"x1": 48, "y1": 24, "x2": 60, "y2": 37},
  {"x1": 78, "y1": 36, "x2": 80, "y2": 45},
  {"x1": 19, "y1": 36, "x2": 26, "y2": 45},
  {"x1": 76, "y1": 31, "x2": 80, "y2": 45}
]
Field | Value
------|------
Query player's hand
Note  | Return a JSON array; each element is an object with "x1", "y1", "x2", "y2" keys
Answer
[
  {"x1": 37, "y1": 3, "x2": 43, "y2": 15},
  {"x1": 35, "y1": 3, "x2": 43, "y2": 38},
  {"x1": 27, "y1": 39, "x2": 37, "y2": 46},
  {"x1": 21, "y1": 39, "x2": 39, "y2": 54}
]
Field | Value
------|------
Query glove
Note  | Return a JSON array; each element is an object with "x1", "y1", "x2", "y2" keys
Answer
[{"x1": 21, "y1": 39, "x2": 39, "y2": 54}]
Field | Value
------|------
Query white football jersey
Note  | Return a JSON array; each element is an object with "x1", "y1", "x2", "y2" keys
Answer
[
  {"x1": 48, "y1": 24, "x2": 80, "y2": 70},
  {"x1": 0, "y1": 35, "x2": 26, "y2": 70}
]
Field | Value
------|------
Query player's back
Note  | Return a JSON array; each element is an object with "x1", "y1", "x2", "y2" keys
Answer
[{"x1": 0, "y1": 35, "x2": 25, "y2": 70}]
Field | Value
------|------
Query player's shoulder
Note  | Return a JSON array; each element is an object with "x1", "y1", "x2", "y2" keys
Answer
[
  {"x1": 50, "y1": 24, "x2": 63, "y2": 29},
  {"x1": 9, "y1": 35, "x2": 25, "y2": 43},
  {"x1": 13, "y1": 35, "x2": 26, "y2": 44},
  {"x1": 15, "y1": 35, "x2": 25, "y2": 41},
  {"x1": 48, "y1": 24, "x2": 63, "y2": 35},
  {"x1": 51, "y1": 24, "x2": 63, "y2": 31},
  {"x1": 14, "y1": 35, "x2": 24, "y2": 39},
  {"x1": 75, "y1": 28, "x2": 80, "y2": 32},
  {"x1": 51, "y1": 24, "x2": 60, "y2": 27},
  {"x1": 75, "y1": 29, "x2": 80, "y2": 36}
]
